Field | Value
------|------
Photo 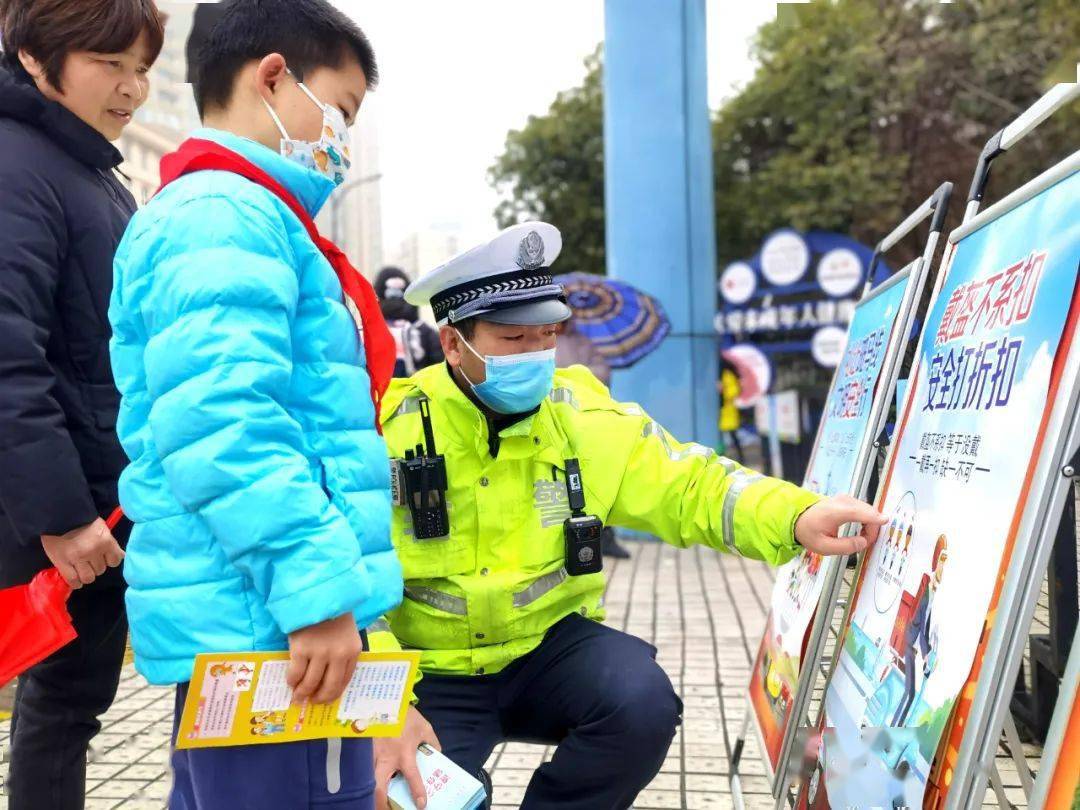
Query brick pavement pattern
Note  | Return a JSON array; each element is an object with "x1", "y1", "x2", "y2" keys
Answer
[{"x1": 0, "y1": 537, "x2": 1052, "y2": 808}]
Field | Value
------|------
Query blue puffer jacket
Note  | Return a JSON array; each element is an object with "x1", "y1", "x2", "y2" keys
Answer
[{"x1": 109, "y1": 128, "x2": 402, "y2": 685}]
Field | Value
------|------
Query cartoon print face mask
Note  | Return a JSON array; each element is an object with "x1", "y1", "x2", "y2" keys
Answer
[{"x1": 262, "y1": 68, "x2": 352, "y2": 187}]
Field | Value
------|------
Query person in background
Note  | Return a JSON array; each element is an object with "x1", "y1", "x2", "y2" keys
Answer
[
  {"x1": 718, "y1": 355, "x2": 744, "y2": 463},
  {"x1": 0, "y1": 1, "x2": 164, "y2": 807},
  {"x1": 109, "y1": 1, "x2": 402, "y2": 806},
  {"x1": 554, "y1": 316, "x2": 610, "y2": 385},
  {"x1": 553, "y1": 316, "x2": 630, "y2": 558},
  {"x1": 375, "y1": 265, "x2": 444, "y2": 378}
]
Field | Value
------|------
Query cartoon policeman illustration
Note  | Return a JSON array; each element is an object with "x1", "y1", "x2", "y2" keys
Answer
[{"x1": 891, "y1": 534, "x2": 947, "y2": 726}]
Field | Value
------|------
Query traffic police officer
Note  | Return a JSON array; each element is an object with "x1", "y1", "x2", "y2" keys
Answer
[{"x1": 370, "y1": 222, "x2": 884, "y2": 809}]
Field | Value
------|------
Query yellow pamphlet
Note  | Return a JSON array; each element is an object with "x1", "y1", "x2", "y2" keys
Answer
[{"x1": 175, "y1": 650, "x2": 420, "y2": 749}]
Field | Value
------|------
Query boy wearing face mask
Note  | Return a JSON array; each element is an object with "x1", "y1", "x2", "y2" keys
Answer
[
  {"x1": 368, "y1": 221, "x2": 889, "y2": 809},
  {"x1": 108, "y1": 1, "x2": 401, "y2": 806}
]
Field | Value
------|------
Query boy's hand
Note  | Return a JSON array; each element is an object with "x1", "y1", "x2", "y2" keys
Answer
[
  {"x1": 794, "y1": 494, "x2": 887, "y2": 556},
  {"x1": 287, "y1": 613, "x2": 363, "y2": 704},
  {"x1": 374, "y1": 706, "x2": 441, "y2": 809}
]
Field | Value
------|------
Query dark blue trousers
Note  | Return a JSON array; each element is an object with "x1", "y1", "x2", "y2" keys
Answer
[
  {"x1": 414, "y1": 614, "x2": 683, "y2": 810},
  {"x1": 168, "y1": 683, "x2": 375, "y2": 809}
]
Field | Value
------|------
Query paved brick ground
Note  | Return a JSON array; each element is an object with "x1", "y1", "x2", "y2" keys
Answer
[{"x1": 2, "y1": 504, "x2": 1069, "y2": 808}]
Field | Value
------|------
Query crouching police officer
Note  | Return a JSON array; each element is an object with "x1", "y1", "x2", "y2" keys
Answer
[{"x1": 370, "y1": 222, "x2": 885, "y2": 809}]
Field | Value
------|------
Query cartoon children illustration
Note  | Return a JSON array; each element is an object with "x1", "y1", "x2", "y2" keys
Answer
[
  {"x1": 897, "y1": 523, "x2": 914, "y2": 576},
  {"x1": 250, "y1": 712, "x2": 286, "y2": 736}
]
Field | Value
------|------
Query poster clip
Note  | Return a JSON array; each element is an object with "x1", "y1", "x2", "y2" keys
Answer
[
  {"x1": 873, "y1": 428, "x2": 891, "y2": 450},
  {"x1": 1062, "y1": 446, "x2": 1079, "y2": 479}
]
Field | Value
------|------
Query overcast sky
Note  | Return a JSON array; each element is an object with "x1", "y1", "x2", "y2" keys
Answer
[{"x1": 332, "y1": 1, "x2": 778, "y2": 254}]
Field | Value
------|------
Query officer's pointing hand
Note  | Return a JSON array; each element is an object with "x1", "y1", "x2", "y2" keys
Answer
[
  {"x1": 374, "y1": 705, "x2": 442, "y2": 810},
  {"x1": 793, "y1": 494, "x2": 887, "y2": 556}
]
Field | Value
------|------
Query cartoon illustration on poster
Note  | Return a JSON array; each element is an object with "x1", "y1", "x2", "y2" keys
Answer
[
  {"x1": 802, "y1": 168, "x2": 1079, "y2": 808},
  {"x1": 748, "y1": 268, "x2": 912, "y2": 771}
]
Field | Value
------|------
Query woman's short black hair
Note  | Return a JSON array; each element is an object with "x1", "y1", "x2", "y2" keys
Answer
[
  {"x1": 190, "y1": 0, "x2": 377, "y2": 118},
  {"x1": 0, "y1": 0, "x2": 165, "y2": 90}
]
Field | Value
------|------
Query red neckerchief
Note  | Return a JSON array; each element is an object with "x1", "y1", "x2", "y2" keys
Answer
[{"x1": 157, "y1": 138, "x2": 395, "y2": 429}]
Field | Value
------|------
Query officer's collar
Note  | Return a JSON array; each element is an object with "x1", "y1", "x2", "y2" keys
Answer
[
  {"x1": 408, "y1": 364, "x2": 562, "y2": 462},
  {"x1": 445, "y1": 362, "x2": 543, "y2": 457}
]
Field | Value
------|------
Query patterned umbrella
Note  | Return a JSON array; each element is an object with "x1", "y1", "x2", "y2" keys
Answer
[{"x1": 555, "y1": 273, "x2": 671, "y2": 368}]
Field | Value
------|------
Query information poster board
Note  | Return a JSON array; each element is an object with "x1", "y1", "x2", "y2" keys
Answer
[
  {"x1": 797, "y1": 167, "x2": 1079, "y2": 809},
  {"x1": 747, "y1": 266, "x2": 914, "y2": 777}
]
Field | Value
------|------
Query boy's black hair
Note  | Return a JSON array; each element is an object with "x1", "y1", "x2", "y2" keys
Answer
[{"x1": 190, "y1": 0, "x2": 377, "y2": 118}]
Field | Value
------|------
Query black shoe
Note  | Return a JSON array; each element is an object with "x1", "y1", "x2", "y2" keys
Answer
[{"x1": 602, "y1": 531, "x2": 631, "y2": 559}]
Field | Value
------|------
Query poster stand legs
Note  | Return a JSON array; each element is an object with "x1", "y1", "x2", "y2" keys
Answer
[
  {"x1": 729, "y1": 708, "x2": 751, "y2": 810},
  {"x1": 1011, "y1": 491, "x2": 1078, "y2": 742},
  {"x1": 1028, "y1": 622, "x2": 1080, "y2": 809},
  {"x1": 979, "y1": 711, "x2": 1039, "y2": 810},
  {"x1": 1000, "y1": 712, "x2": 1035, "y2": 798},
  {"x1": 988, "y1": 761, "x2": 1012, "y2": 809},
  {"x1": 772, "y1": 595, "x2": 856, "y2": 810}
]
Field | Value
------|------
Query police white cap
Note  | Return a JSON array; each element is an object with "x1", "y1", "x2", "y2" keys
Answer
[{"x1": 405, "y1": 222, "x2": 572, "y2": 326}]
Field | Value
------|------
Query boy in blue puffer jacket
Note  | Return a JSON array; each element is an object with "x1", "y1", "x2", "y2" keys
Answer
[{"x1": 109, "y1": 2, "x2": 404, "y2": 806}]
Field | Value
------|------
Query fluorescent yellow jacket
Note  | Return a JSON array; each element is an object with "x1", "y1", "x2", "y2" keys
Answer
[{"x1": 370, "y1": 364, "x2": 819, "y2": 678}]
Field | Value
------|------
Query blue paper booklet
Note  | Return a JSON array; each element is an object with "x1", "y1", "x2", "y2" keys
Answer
[{"x1": 388, "y1": 744, "x2": 487, "y2": 810}]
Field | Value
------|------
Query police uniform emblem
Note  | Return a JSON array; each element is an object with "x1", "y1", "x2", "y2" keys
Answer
[{"x1": 516, "y1": 230, "x2": 546, "y2": 270}]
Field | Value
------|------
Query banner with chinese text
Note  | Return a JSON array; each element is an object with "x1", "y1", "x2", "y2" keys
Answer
[
  {"x1": 798, "y1": 167, "x2": 1079, "y2": 808},
  {"x1": 748, "y1": 268, "x2": 913, "y2": 775}
]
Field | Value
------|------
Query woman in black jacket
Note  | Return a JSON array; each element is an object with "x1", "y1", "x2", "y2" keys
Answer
[{"x1": 0, "y1": 2, "x2": 164, "y2": 807}]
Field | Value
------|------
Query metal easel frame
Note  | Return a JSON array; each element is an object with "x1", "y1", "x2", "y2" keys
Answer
[
  {"x1": 1028, "y1": 621, "x2": 1080, "y2": 809},
  {"x1": 728, "y1": 183, "x2": 953, "y2": 807},
  {"x1": 781, "y1": 90, "x2": 1080, "y2": 810},
  {"x1": 770, "y1": 183, "x2": 958, "y2": 810},
  {"x1": 939, "y1": 80, "x2": 1080, "y2": 810}
]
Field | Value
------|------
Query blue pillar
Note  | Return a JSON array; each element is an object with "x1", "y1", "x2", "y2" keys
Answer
[{"x1": 603, "y1": 0, "x2": 718, "y2": 447}]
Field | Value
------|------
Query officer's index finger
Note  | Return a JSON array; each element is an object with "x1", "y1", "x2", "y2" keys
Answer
[{"x1": 836, "y1": 498, "x2": 886, "y2": 527}]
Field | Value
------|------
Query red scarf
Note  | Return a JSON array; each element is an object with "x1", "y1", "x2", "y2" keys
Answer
[{"x1": 157, "y1": 138, "x2": 396, "y2": 428}]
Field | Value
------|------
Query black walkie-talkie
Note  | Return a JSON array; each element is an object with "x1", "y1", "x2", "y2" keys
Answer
[
  {"x1": 391, "y1": 398, "x2": 450, "y2": 539},
  {"x1": 563, "y1": 458, "x2": 604, "y2": 576}
]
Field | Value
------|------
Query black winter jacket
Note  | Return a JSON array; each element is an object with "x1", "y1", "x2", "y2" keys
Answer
[{"x1": 0, "y1": 64, "x2": 134, "y2": 587}]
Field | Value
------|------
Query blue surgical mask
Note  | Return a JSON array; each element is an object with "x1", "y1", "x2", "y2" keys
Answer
[{"x1": 458, "y1": 332, "x2": 556, "y2": 414}]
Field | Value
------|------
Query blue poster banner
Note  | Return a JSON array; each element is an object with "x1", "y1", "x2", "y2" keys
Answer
[
  {"x1": 805, "y1": 275, "x2": 910, "y2": 496},
  {"x1": 802, "y1": 166, "x2": 1080, "y2": 809},
  {"x1": 748, "y1": 266, "x2": 913, "y2": 773}
]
